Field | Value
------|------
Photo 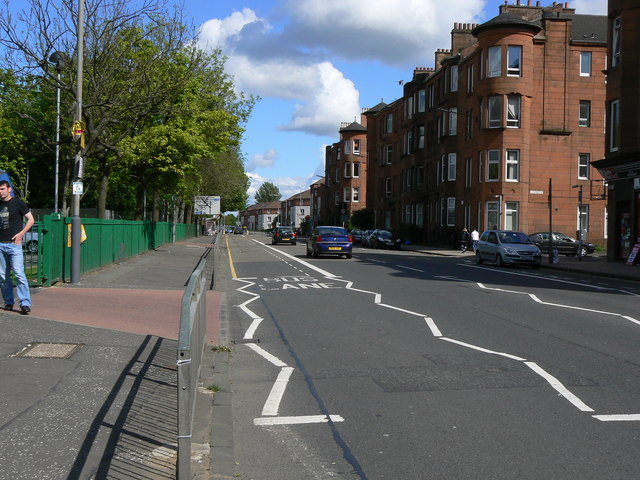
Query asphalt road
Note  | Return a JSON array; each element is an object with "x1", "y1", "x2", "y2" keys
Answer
[{"x1": 216, "y1": 233, "x2": 640, "y2": 480}]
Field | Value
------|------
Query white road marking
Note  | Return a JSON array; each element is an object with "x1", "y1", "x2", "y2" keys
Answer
[
  {"x1": 255, "y1": 240, "x2": 337, "y2": 278},
  {"x1": 396, "y1": 264, "x2": 424, "y2": 272},
  {"x1": 524, "y1": 362, "x2": 594, "y2": 412},
  {"x1": 425, "y1": 317, "x2": 442, "y2": 337},
  {"x1": 245, "y1": 343, "x2": 288, "y2": 368},
  {"x1": 441, "y1": 337, "x2": 526, "y2": 361},
  {"x1": 254, "y1": 415, "x2": 345, "y2": 426},
  {"x1": 593, "y1": 414, "x2": 640, "y2": 422},
  {"x1": 244, "y1": 317, "x2": 263, "y2": 340},
  {"x1": 262, "y1": 367, "x2": 295, "y2": 416}
]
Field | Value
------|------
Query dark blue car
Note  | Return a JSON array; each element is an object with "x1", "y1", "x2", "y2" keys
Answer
[{"x1": 306, "y1": 226, "x2": 353, "y2": 258}]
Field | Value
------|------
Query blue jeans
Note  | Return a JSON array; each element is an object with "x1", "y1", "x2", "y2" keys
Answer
[{"x1": 0, "y1": 243, "x2": 31, "y2": 307}]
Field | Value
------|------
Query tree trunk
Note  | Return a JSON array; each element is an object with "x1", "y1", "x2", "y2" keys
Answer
[
  {"x1": 152, "y1": 190, "x2": 160, "y2": 222},
  {"x1": 98, "y1": 165, "x2": 109, "y2": 219}
]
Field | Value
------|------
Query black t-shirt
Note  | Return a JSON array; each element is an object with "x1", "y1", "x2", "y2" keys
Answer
[{"x1": 0, "y1": 197, "x2": 30, "y2": 242}]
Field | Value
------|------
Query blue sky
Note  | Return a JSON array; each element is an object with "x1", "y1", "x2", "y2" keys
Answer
[{"x1": 188, "y1": 0, "x2": 606, "y2": 204}]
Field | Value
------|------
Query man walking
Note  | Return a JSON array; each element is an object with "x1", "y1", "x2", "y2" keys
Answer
[
  {"x1": 0, "y1": 180, "x2": 33, "y2": 314},
  {"x1": 471, "y1": 228, "x2": 480, "y2": 252}
]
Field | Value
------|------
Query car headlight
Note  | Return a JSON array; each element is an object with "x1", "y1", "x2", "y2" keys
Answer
[{"x1": 503, "y1": 247, "x2": 518, "y2": 255}]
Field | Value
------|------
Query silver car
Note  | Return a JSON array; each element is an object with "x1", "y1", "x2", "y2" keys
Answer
[{"x1": 476, "y1": 230, "x2": 541, "y2": 268}]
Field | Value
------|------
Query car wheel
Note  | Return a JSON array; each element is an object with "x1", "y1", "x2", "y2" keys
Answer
[
  {"x1": 579, "y1": 246, "x2": 588, "y2": 257},
  {"x1": 292, "y1": 241, "x2": 297, "y2": 246},
  {"x1": 312, "y1": 246, "x2": 319, "y2": 258},
  {"x1": 306, "y1": 246, "x2": 312, "y2": 257},
  {"x1": 476, "y1": 251, "x2": 483, "y2": 264},
  {"x1": 496, "y1": 254, "x2": 504, "y2": 267},
  {"x1": 346, "y1": 253, "x2": 352, "y2": 259},
  {"x1": 26, "y1": 240, "x2": 38, "y2": 254}
]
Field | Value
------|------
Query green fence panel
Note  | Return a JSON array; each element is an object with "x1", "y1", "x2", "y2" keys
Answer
[{"x1": 34, "y1": 215, "x2": 198, "y2": 287}]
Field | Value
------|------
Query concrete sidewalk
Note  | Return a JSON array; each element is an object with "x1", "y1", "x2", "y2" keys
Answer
[{"x1": 0, "y1": 235, "x2": 221, "y2": 480}]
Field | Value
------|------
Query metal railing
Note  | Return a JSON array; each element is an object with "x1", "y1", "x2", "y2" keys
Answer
[{"x1": 176, "y1": 256, "x2": 208, "y2": 479}]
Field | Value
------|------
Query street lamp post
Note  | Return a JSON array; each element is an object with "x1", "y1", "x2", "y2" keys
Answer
[
  {"x1": 572, "y1": 184, "x2": 584, "y2": 262},
  {"x1": 48, "y1": 51, "x2": 66, "y2": 214}
]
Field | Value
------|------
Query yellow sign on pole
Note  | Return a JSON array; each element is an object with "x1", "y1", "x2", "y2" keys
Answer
[{"x1": 67, "y1": 224, "x2": 87, "y2": 247}]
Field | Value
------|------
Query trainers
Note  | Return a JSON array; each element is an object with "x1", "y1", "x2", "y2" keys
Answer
[
  {"x1": 20, "y1": 305, "x2": 30, "y2": 315},
  {"x1": 3, "y1": 304, "x2": 13, "y2": 311}
]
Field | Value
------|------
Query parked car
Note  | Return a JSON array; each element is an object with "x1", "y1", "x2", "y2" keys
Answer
[
  {"x1": 528, "y1": 232, "x2": 595, "y2": 257},
  {"x1": 349, "y1": 229, "x2": 365, "y2": 244},
  {"x1": 306, "y1": 226, "x2": 352, "y2": 258},
  {"x1": 368, "y1": 229, "x2": 402, "y2": 249},
  {"x1": 476, "y1": 230, "x2": 541, "y2": 268},
  {"x1": 233, "y1": 226, "x2": 243, "y2": 234},
  {"x1": 272, "y1": 226, "x2": 297, "y2": 245},
  {"x1": 361, "y1": 230, "x2": 374, "y2": 247},
  {"x1": 24, "y1": 224, "x2": 39, "y2": 254}
]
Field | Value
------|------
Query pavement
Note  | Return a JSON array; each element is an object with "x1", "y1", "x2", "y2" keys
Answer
[{"x1": 0, "y1": 233, "x2": 638, "y2": 480}]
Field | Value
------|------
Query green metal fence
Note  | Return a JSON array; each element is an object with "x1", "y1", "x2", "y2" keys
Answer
[{"x1": 31, "y1": 214, "x2": 198, "y2": 287}]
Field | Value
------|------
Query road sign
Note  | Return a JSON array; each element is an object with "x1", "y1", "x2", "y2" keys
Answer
[{"x1": 194, "y1": 196, "x2": 220, "y2": 215}]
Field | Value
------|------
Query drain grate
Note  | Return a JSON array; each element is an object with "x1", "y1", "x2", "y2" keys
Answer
[{"x1": 13, "y1": 342, "x2": 84, "y2": 359}]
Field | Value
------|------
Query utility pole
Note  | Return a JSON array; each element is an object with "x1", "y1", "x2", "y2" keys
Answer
[{"x1": 71, "y1": 0, "x2": 85, "y2": 283}]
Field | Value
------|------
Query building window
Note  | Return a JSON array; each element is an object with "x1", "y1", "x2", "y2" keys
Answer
[
  {"x1": 418, "y1": 126, "x2": 425, "y2": 149},
  {"x1": 449, "y1": 108, "x2": 457, "y2": 136},
  {"x1": 344, "y1": 140, "x2": 351, "y2": 155},
  {"x1": 506, "y1": 149, "x2": 519, "y2": 182},
  {"x1": 506, "y1": 95, "x2": 520, "y2": 128},
  {"x1": 450, "y1": 65, "x2": 458, "y2": 92},
  {"x1": 447, "y1": 197, "x2": 456, "y2": 226},
  {"x1": 610, "y1": 99, "x2": 620, "y2": 151},
  {"x1": 578, "y1": 204, "x2": 589, "y2": 236},
  {"x1": 465, "y1": 157, "x2": 472, "y2": 188},
  {"x1": 467, "y1": 64, "x2": 474, "y2": 93},
  {"x1": 507, "y1": 45, "x2": 521, "y2": 76},
  {"x1": 385, "y1": 177, "x2": 392, "y2": 197},
  {"x1": 416, "y1": 165, "x2": 425, "y2": 188},
  {"x1": 428, "y1": 84, "x2": 435, "y2": 108},
  {"x1": 578, "y1": 153, "x2": 590, "y2": 180},
  {"x1": 416, "y1": 203, "x2": 424, "y2": 227},
  {"x1": 447, "y1": 153, "x2": 457, "y2": 181},
  {"x1": 386, "y1": 144, "x2": 393, "y2": 164},
  {"x1": 335, "y1": 192, "x2": 340, "y2": 205},
  {"x1": 478, "y1": 151, "x2": 483, "y2": 183},
  {"x1": 353, "y1": 162, "x2": 360, "y2": 178},
  {"x1": 336, "y1": 147, "x2": 341, "y2": 160},
  {"x1": 352, "y1": 187, "x2": 360, "y2": 202},
  {"x1": 488, "y1": 46, "x2": 501, "y2": 77},
  {"x1": 487, "y1": 201, "x2": 500, "y2": 229},
  {"x1": 343, "y1": 188, "x2": 351, "y2": 202},
  {"x1": 466, "y1": 110, "x2": 474, "y2": 139},
  {"x1": 335, "y1": 168, "x2": 340, "y2": 182},
  {"x1": 579, "y1": 100, "x2": 591, "y2": 127},
  {"x1": 580, "y1": 51, "x2": 592, "y2": 76},
  {"x1": 487, "y1": 149, "x2": 500, "y2": 181},
  {"x1": 353, "y1": 139, "x2": 361, "y2": 155},
  {"x1": 418, "y1": 89, "x2": 426, "y2": 112},
  {"x1": 505, "y1": 202, "x2": 519, "y2": 230},
  {"x1": 344, "y1": 163, "x2": 351, "y2": 178},
  {"x1": 386, "y1": 113, "x2": 393, "y2": 133},
  {"x1": 405, "y1": 204, "x2": 412, "y2": 224},
  {"x1": 441, "y1": 155, "x2": 447, "y2": 182},
  {"x1": 488, "y1": 95, "x2": 502, "y2": 128},
  {"x1": 612, "y1": 16, "x2": 620, "y2": 67}
]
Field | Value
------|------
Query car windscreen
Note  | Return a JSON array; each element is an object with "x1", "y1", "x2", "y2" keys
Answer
[
  {"x1": 499, "y1": 232, "x2": 531, "y2": 244},
  {"x1": 318, "y1": 228, "x2": 347, "y2": 236},
  {"x1": 377, "y1": 231, "x2": 392, "y2": 238}
]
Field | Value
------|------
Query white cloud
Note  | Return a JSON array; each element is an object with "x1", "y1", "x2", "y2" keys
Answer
[
  {"x1": 247, "y1": 148, "x2": 278, "y2": 171},
  {"x1": 571, "y1": 0, "x2": 607, "y2": 15}
]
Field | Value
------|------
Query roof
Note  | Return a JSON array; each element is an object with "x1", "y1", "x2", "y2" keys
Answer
[
  {"x1": 364, "y1": 101, "x2": 387, "y2": 114},
  {"x1": 569, "y1": 14, "x2": 607, "y2": 44},
  {"x1": 472, "y1": 12, "x2": 542, "y2": 36},
  {"x1": 339, "y1": 121, "x2": 366, "y2": 132}
]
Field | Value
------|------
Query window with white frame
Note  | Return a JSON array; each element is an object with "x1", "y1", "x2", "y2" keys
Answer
[
  {"x1": 580, "y1": 51, "x2": 592, "y2": 76},
  {"x1": 353, "y1": 139, "x2": 361, "y2": 155},
  {"x1": 441, "y1": 155, "x2": 447, "y2": 182},
  {"x1": 385, "y1": 177, "x2": 392, "y2": 196},
  {"x1": 488, "y1": 95, "x2": 502, "y2": 128},
  {"x1": 579, "y1": 100, "x2": 591, "y2": 127},
  {"x1": 407, "y1": 96, "x2": 414, "y2": 119},
  {"x1": 386, "y1": 144, "x2": 393, "y2": 164},
  {"x1": 344, "y1": 163, "x2": 351, "y2": 178},
  {"x1": 428, "y1": 84, "x2": 435, "y2": 108},
  {"x1": 467, "y1": 64, "x2": 474, "y2": 93},
  {"x1": 418, "y1": 126, "x2": 425, "y2": 149},
  {"x1": 478, "y1": 151, "x2": 484, "y2": 183},
  {"x1": 505, "y1": 202, "x2": 519, "y2": 230},
  {"x1": 344, "y1": 187, "x2": 351, "y2": 202},
  {"x1": 506, "y1": 149, "x2": 519, "y2": 182},
  {"x1": 610, "y1": 99, "x2": 620, "y2": 151},
  {"x1": 418, "y1": 89, "x2": 426, "y2": 112},
  {"x1": 507, "y1": 45, "x2": 522, "y2": 76},
  {"x1": 466, "y1": 111, "x2": 473, "y2": 139},
  {"x1": 447, "y1": 198, "x2": 456, "y2": 226},
  {"x1": 487, "y1": 201, "x2": 499, "y2": 229},
  {"x1": 353, "y1": 162, "x2": 360, "y2": 178},
  {"x1": 335, "y1": 192, "x2": 340, "y2": 205},
  {"x1": 386, "y1": 113, "x2": 393, "y2": 133},
  {"x1": 352, "y1": 187, "x2": 360, "y2": 202},
  {"x1": 578, "y1": 153, "x2": 590, "y2": 180},
  {"x1": 465, "y1": 157, "x2": 472, "y2": 188},
  {"x1": 507, "y1": 95, "x2": 520, "y2": 128},
  {"x1": 335, "y1": 168, "x2": 340, "y2": 182},
  {"x1": 448, "y1": 153, "x2": 457, "y2": 181},
  {"x1": 578, "y1": 204, "x2": 589, "y2": 236},
  {"x1": 344, "y1": 140, "x2": 351, "y2": 154},
  {"x1": 487, "y1": 149, "x2": 500, "y2": 181},
  {"x1": 407, "y1": 130, "x2": 414, "y2": 153},
  {"x1": 405, "y1": 204, "x2": 412, "y2": 224},
  {"x1": 450, "y1": 65, "x2": 458, "y2": 92},
  {"x1": 406, "y1": 168, "x2": 413, "y2": 191},
  {"x1": 612, "y1": 17, "x2": 620, "y2": 67},
  {"x1": 337, "y1": 147, "x2": 341, "y2": 159},
  {"x1": 416, "y1": 203, "x2": 424, "y2": 227},
  {"x1": 416, "y1": 165, "x2": 424, "y2": 188},
  {"x1": 488, "y1": 46, "x2": 501, "y2": 77},
  {"x1": 449, "y1": 108, "x2": 457, "y2": 136}
]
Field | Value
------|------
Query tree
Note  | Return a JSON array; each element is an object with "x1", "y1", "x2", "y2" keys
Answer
[{"x1": 255, "y1": 182, "x2": 281, "y2": 204}]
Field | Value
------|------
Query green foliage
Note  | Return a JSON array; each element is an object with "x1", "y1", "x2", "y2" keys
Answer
[
  {"x1": 255, "y1": 181, "x2": 281, "y2": 203},
  {"x1": 350, "y1": 208, "x2": 374, "y2": 229}
]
